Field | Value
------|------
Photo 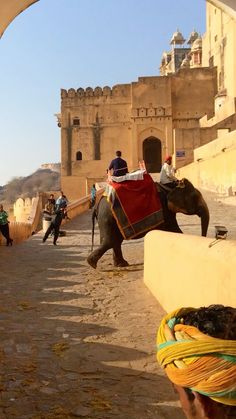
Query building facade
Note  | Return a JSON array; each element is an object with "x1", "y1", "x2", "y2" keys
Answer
[{"x1": 58, "y1": 0, "x2": 235, "y2": 201}]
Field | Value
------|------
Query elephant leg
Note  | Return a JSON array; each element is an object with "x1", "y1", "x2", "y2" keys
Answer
[
  {"x1": 169, "y1": 213, "x2": 183, "y2": 233},
  {"x1": 163, "y1": 210, "x2": 183, "y2": 234},
  {"x1": 113, "y1": 243, "x2": 129, "y2": 267},
  {"x1": 87, "y1": 242, "x2": 112, "y2": 269}
]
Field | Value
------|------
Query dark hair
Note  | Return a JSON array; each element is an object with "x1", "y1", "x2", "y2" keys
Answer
[
  {"x1": 116, "y1": 150, "x2": 122, "y2": 157},
  {"x1": 181, "y1": 304, "x2": 236, "y2": 340}
]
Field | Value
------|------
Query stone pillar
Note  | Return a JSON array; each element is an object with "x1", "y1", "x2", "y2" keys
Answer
[
  {"x1": 61, "y1": 113, "x2": 72, "y2": 176},
  {"x1": 164, "y1": 119, "x2": 173, "y2": 162},
  {"x1": 92, "y1": 113, "x2": 101, "y2": 160},
  {"x1": 130, "y1": 122, "x2": 138, "y2": 170}
]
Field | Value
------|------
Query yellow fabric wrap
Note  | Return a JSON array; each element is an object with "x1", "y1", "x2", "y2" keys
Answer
[{"x1": 157, "y1": 308, "x2": 236, "y2": 406}]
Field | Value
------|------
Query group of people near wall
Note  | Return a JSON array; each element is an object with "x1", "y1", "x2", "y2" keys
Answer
[{"x1": 0, "y1": 151, "x2": 174, "y2": 247}]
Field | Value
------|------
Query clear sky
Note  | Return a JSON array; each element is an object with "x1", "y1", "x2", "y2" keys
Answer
[{"x1": 0, "y1": 0, "x2": 205, "y2": 186}]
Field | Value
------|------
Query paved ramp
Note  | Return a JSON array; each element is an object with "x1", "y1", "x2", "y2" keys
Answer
[
  {"x1": 0, "y1": 210, "x2": 184, "y2": 418},
  {"x1": 1, "y1": 190, "x2": 235, "y2": 418}
]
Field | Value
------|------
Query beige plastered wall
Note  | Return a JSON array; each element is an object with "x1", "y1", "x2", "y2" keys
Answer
[
  {"x1": 203, "y1": 2, "x2": 236, "y2": 98},
  {"x1": 144, "y1": 230, "x2": 236, "y2": 312},
  {"x1": 176, "y1": 130, "x2": 236, "y2": 194},
  {"x1": 60, "y1": 68, "x2": 216, "y2": 201}
]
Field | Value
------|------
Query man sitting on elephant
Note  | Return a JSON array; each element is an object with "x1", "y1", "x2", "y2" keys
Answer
[
  {"x1": 160, "y1": 155, "x2": 178, "y2": 189},
  {"x1": 108, "y1": 150, "x2": 128, "y2": 177}
]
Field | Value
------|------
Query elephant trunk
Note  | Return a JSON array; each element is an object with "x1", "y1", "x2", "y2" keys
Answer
[{"x1": 197, "y1": 200, "x2": 210, "y2": 237}]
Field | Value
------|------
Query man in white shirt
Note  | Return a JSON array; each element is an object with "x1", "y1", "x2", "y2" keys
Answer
[{"x1": 160, "y1": 155, "x2": 177, "y2": 188}]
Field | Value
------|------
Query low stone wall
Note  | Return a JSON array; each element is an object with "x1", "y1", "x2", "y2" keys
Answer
[
  {"x1": 144, "y1": 230, "x2": 236, "y2": 312},
  {"x1": 64, "y1": 188, "x2": 104, "y2": 221},
  {"x1": 0, "y1": 222, "x2": 32, "y2": 245},
  {"x1": 177, "y1": 130, "x2": 236, "y2": 194},
  {"x1": 0, "y1": 196, "x2": 43, "y2": 246},
  {"x1": 1, "y1": 189, "x2": 105, "y2": 246}
]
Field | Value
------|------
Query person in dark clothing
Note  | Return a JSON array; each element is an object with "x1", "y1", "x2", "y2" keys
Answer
[
  {"x1": 42, "y1": 207, "x2": 66, "y2": 245},
  {"x1": 89, "y1": 184, "x2": 96, "y2": 209},
  {"x1": 108, "y1": 150, "x2": 128, "y2": 177},
  {"x1": 0, "y1": 204, "x2": 13, "y2": 246}
]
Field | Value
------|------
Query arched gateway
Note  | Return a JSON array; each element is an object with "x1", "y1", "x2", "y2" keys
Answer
[{"x1": 143, "y1": 137, "x2": 162, "y2": 173}]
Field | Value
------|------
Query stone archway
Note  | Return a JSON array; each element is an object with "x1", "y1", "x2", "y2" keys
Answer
[{"x1": 143, "y1": 137, "x2": 162, "y2": 173}]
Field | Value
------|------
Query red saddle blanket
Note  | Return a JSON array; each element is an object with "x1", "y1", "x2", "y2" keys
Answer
[{"x1": 104, "y1": 173, "x2": 164, "y2": 239}]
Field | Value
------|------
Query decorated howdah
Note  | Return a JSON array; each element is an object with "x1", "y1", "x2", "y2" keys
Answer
[{"x1": 104, "y1": 173, "x2": 164, "y2": 239}]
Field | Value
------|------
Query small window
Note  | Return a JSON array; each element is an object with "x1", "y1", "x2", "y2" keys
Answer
[
  {"x1": 76, "y1": 151, "x2": 82, "y2": 160},
  {"x1": 209, "y1": 56, "x2": 214, "y2": 67},
  {"x1": 73, "y1": 118, "x2": 80, "y2": 126},
  {"x1": 214, "y1": 35, "x2": 218, "y2": 42}
]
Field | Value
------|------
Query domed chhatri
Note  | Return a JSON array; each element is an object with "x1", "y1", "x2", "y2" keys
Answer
[
  {"x1": 187, "y1": 29, "x2": 199, "y2": 45},
  {"x1": 170, "y1": 29, "x2": 186, "y2": 45}
]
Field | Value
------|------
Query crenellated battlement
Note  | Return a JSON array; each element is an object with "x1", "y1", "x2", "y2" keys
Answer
[{"x1": 61, "y1": 84, "x2": 131, "y2": 99}]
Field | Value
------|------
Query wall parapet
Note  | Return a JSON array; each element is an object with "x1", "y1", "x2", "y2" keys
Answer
[
  {"x1": 61, "y1": 84, "x2": 131, "y2": 100},
  {"x1": 0, "y1": 195, "x2": 43, "y2": 247},
  {"x1": 64, "y1": 187, "x2": 104, "y2": 221},
  {"x1": 177, "y1": 129, "x2": 236, "y2": 194},
  {"x1": 144, "y1": 230, "x2": 236, "y2": 312},
  {"x1": 1, "y1": 188, "x2": 104, "y2": 247}
]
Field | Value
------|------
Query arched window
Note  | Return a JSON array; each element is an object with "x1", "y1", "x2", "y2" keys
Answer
[
  {"x1": 73, "y1": 118, "x2": 80, "y2": 126},
  {"x1": 143, "y1": 137, "x2": 162, "y2": 172},
  {"x1": 76, "y1": 151, "x2": 82, "y2": 160}
]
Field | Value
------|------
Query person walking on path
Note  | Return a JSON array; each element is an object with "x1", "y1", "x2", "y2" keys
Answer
[
  {"x1": 108, "y1": 150, "x2": 128, "y2": 177},
  {"x1": 56, "y1": 191, "x2": 68, "y2": 210},
  {"x1": 42, "y1": 207, "x2": 67, "y2": 246},
  {"x1": 89, "y1": 184, "x2": 97, "y2": 209},
  {"x1": 160, "y1": 155, "x2": 177, "y2": 188},
  {"x1": 0, "y1": 204, "x2": 13, "y2": 246}
]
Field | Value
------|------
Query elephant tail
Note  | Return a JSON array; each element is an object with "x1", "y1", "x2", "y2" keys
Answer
[{"x1": 91, "y1": 207, "x2": 98, "y2": 252}]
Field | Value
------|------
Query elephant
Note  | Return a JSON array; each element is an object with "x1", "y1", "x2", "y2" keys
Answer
[{"x1": 87, "y1": 178, "x2": 209, "y2": 269}]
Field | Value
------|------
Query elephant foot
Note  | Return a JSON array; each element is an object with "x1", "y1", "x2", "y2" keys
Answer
[
  {"x1": 87, "y1": 255, "x2": 97, "y2": 269},
  {"x1": 114, "y1": 260, "x2": 129, "y2": 267}
]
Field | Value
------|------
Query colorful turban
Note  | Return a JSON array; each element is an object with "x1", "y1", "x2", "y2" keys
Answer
[{"x1": 157, "y1": 308, "x2": 236, "y2": 406}]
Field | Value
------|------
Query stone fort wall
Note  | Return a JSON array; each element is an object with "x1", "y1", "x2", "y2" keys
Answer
[{"x1": 60, "y1": 69, "x2": 217, "y2": 200}]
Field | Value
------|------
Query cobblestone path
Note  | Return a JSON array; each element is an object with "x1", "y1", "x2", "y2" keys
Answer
[{"x1": 0, "y1": 190, "x2": 235, "y2": 418}]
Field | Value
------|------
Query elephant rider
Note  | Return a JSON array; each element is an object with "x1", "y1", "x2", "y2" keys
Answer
[
  {"x1": 160, "y1": 155, "x2": 178, "y2": 189},
  {"x1": 108, "y1": 150, "x2": 128, "y2": 177},
  {"x1": 157, "y1": 304, "x2": 236, "y2": 419}
]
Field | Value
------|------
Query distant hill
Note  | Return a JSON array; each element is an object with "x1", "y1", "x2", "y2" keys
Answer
[{"x1": 0, "y1": 169, "x2": 60, "y2": 204}]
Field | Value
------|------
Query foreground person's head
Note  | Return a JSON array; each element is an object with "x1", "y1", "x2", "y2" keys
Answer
[{"x1": 157, "y1": 305, "x2": 236, "y2": 419}]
